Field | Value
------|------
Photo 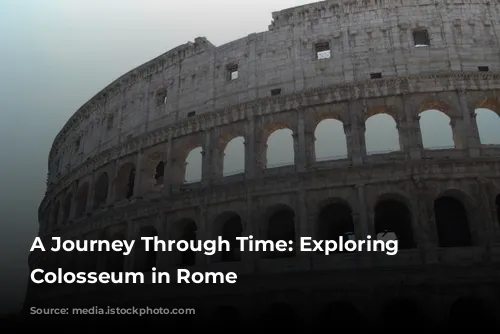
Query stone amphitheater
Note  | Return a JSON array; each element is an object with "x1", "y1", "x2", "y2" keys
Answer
[{"x1": 26, "y1": 0, "x2": 500, "y2": 330}]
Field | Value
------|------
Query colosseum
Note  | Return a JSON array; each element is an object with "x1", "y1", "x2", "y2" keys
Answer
[{"x1": 24, "y1": 0, "x2": 500, "y2": 330}]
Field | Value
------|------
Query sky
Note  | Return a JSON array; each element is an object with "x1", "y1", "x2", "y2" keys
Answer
[{"x1": 1, "y1": 0, "x2": 500, "y2": 314}]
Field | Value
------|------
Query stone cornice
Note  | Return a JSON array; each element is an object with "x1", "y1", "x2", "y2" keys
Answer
[{"x1": 39, "y1": 72, "x2": 500, "y2": 213}]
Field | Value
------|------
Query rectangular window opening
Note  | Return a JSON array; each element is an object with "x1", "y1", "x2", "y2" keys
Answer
[
  {"x1": 478, "y1": 66, "x2": 489, "y2": 72},
  {"x1": 106, "y1": 115, "x2": 114, "y2": 130},
  {"x1": 413, "y1": 29, "x2": 430, "y2": 47},
  {"x1": 155, "y1": 89, "x2": 167, "y2": 106},
  {"x1": 370, "y1": 72, "x2": 382, "y2": 79},
  {"x1": 271, "y1": 88, "x2": 282, "y2": 96},
  {"x1": 74, "y1": 138, "x2": 81, "y2": 152},
  {"x1": 227, "y1": 64, "x2": 238, "y2": 81},
  {"x1": 187, "y1": 111, "x2": 196, "y2": 118},
  {"x1": 315, "y1": 42, "x2": 331, "y2": 60}
]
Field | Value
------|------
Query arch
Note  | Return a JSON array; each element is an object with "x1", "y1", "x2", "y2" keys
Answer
[
  {"x1": 223, "y1": 136, "x2": 245, "y2": 176},
  {"x1": 185, "y1": 147, "x2": 202, "y2": 183},
  {"x1": 475, "y1": 108, "x2": 500, "y2": 145},
  {"x1": 52, "y1": 201, "x2": 60, "y2": 227},
  {"x1": 496, "y1": 194, "x2": 500, "y2": 227},
  {"x1": 74, "y1": 183, "x2": 89, "y2": 217},
  {"x1": 261, "y1": 303, "x2": 301, "y2": 330},
  {"x1": 172, "y1": 219, "x2": 198, "y2": 267},
  {"x1": 209, "y1": 306, "x2": 241, "y2": 330},
  {"x1": 265, "y1": 128, "x2": 295, "y2": 168},
  {"x1": 318, "y1": 301, "x2": 366, "y2": 330},
  {"x1": 133, "y1": 226, "x2": 158, "y2": 272},
  {"x1": 265, "y1": 204, "x2": 296, "y2": 258},
  {"x1": 62, "y1": 192, "x2": 72, "y2": 223},
  {"x1": 374, "y1": 197, "x2": 415, "y2": 249},
  {"x1": 419, "y1": 109, "x2": 454, "y2": 149},
  {"x1": 314, "y1": 119, "x2": 348, "y2": 161},
  {"x1": 154, "y1": 161, "x2": 165, "y2": 185},
  {"x1": 449, "y1": 297, "x2": 496, "y2": 329},
  {"x1": 434, "y1": 195, "x2": 472, "y2": 247},
  {"x1": 106, "y1": 232, "x2": 125, "y2": 273},
  {"x1": 214, "y1": 212, "x2": 243, "y2": 262},
  {"x1": 364, "y1": 113, "x2": 400, "y2": 154},
  {"x1": 317, "y1": 201, "x2": 355, "y2": 252},
  {"x1": 378, "y1": 298, "x2": 427, "y2": 329},
  {"x1": 115, "y1": 163, "x2": 136, "y2": 201},
  {"x1": 93, "y1": 172, "x2": 109, "y2": 208}
]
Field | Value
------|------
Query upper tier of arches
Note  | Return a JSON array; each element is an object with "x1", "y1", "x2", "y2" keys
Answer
[{"x1": 47, "y1": 0, "x2": 500, "y2": 177}]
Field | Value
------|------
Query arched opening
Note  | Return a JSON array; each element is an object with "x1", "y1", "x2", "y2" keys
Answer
[
  {"x1": 93, "y1": 172, "x2": 109, "y2": 208},
  {"x1": 378, "y1": 298, "x2": 427, "y2": 329},
  {"x1": 62, "y1": 192, "x2": 72, "y2": 224},
  {"x1": 314, "y1": 119, "x2": 348, "y2": 161},
  {"x1": 133, "y1": 226, "x2": 158, "y2": 272},
  {"x1": 318, "y1": 301, "x2": 366, "y2": 330},
  {"x1": 74, "y1": 183, "x2": 89, "y2": 217},
  {"x1": 115, "y1": 163, "x2": 136, "y2": 201},
  {"x1": 434, "y1": 196, "x2": 472, "y2": 247},
  {"x1": 266, "y1": 128, "x2": 294, "y2": 168},
  {"x1": 365, "y1": 113, "x2": 400, "y2": 154},
  {"x1": 374, "y1": 198, "x2": 415, "y2": 249},
  {"x1": 475, "y1": 108, "x2": 500, "y2": 145},
  {"x1": 215, "y1": 213, "x2": 243, "y2": 262},
  {"x1": 209, "y1": 306, "x2": 241, "y2": 330},
  {"x1": 185, "y1": 147, "x2": 202, "y2": 183},
  {"x1": 175, "y1": 219, "x2": 197, "y2": 267},
  {"x1": 265, "y1": 205, "x2": 295, "y2": 258},
  {"x1": 106, "y1": 233, "x2": 125, "y2": 273},
  {"x1": 223, "y1": 136, "x2": 245, "y2": 176},
  {"x1": 496, "y1": 194, "x2": 500, "y2": 227},
  {"x1": 317, "y1": 201, "x2": 355, "y2": 253},
  {"x1": 52, "y1": 201, "x2": 60, "y2": 227},
  {"x1": 449, "y1": 297, "x2": 495, "y2": 329},
  {"x1": 419, "y1": 109, "x2": 454, "y2": 149},
  {"x1": 261, "y1": 303, "x2": 301, "y2": 330},
  {"x1": 154, "y1": 161, "x2": 164, "y2": 185}
]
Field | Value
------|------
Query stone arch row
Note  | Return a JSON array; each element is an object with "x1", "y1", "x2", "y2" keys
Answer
[
  {"x1": 41, "y1": 189, "x2": 500, "y2": 273},
  {"x1": 41, "y1": 95, "x2": 500, "y2": 230},
  {"x1": 200, "y1": 296, "x2": 498, "y2": 330}
]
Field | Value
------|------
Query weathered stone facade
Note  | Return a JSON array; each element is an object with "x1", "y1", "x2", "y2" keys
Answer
[{"x1": 27, "y1": 0, "x2": 500, "y2": 329}]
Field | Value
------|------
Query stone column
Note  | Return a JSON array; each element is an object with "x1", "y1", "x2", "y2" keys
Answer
[
  {"x1": 294, "y1": 110, "x2": 307, "y2": 172},
  {"x1": 402, "y1": 96, "x2": 422, "y2": 160},
  {"x1": 107, "y1": 159, "x2": 119, "y2": 204},
  {"x1": 155, "y1": 214, "x2": 168, "y2": 270},
  {"x1": 355, "y1": 184, "x2": 369, "y2": 238},
  {"x1": 163, "y1": 138, "x2": 173, "y2": 195},
  {"x1": 196, "y1": 205, "x2": 209, "y2": 266},
  {"x1": 86, "y1": 170, "x2": 96, "y2": 213},
  {"x1": 125, "y1": 220, "x2": 138, "y2": 271},
  {"x1": 245, "y1": 117, "x2": 256, "y2": 179},
  {"x1": 133, "y1": 149, "x2": 143, "y2": 197},
  {"x1": 347, "y1": 102, "x2": 366, "y2": 166},
  {"x1": 457, "y1": 90, "x2": 481, "y2": 157},
  {"x1": 201, "y1": 131, "x2": 212, "y2": 186}
]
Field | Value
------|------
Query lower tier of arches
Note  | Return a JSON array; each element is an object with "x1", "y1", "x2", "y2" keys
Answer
[{"x1": 22, "y1": 264, "x2": 500, "y2": 331}]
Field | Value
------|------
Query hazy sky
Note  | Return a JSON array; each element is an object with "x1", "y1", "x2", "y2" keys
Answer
[{"x1": 1, "y1": 0, "x2": 499, "y2": 314}]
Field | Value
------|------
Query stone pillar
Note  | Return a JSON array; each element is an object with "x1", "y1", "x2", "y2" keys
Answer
[
  {"x1": 355, "y1": 184, "x2": 369, "y2": 238},
  {"x1": 242, "y1": 196, "x2": 256, "y2": 271},
  {"x1": 196, "y1": 205, "x2": 209, "y2": 266},
  {"x1": 201, "y1": 131, "x2": 212, "y2": 186},
  {"x1": 477, "y1": 179, "x2": 500, "y2": 244},
  {"x1": 125, "y1": 220, "x2": 138, "y2": 271},
  {"x1": 86, "y1": 170, "x2": 96, "y2": 213},
  {"x1": 347, "y1": 102, "x2": 366, "y2": 166},
  {"x1": 163, "y1": 138, "x2": 173, "y2": 195},
  {"x1": 297, "y1": 190, "x2": 310, "y2": 261},
  {"x1": 294, "y1": 111, "x2": 307, "y2": 172},
  {"x1": 107, "y1": 160, "x2": 119, "y2": 204},
  {"x1": 155, "y1": 214, "x2": 168, "y2": 270},
  {"x1": 457, "y1": 90, "x2": 481, "y2": 157},
  {"x1": 133, "y1": 150, "x2": 143, "y2": 197},
  {"x1": 245, "y1": 117, "x2": 256, "y2": 178},
  {"x1": 402, "y1": 96, "x2": 422, "y2": 160}
]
